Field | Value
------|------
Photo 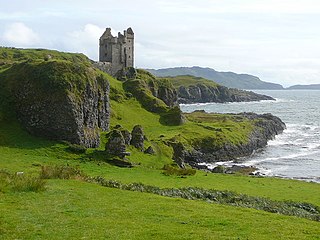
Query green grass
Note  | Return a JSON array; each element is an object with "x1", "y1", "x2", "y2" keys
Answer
[
  {"x1": 1, "y1": 119, "x2": 320, "y2": 239},
  {"x1": 0, "y1": 47, "x2": 90, "y2": 65},
  {"x1": 0, "y1": 48, "x2": 320, "y2": 239},
  {"x1": 0, "y1": 180, "x2": 319, "y2": 239},
  {"x1": 163, "y1": 75, "x2": 219, "y2": 88}
]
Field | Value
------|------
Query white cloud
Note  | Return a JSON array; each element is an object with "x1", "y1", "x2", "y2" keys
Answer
[
  {"x1": 2, "y1": 22, "x2": 39, "y2": 46},
  {"x1": 63, "y1": 24, "x2": 119, "y2": 60}
]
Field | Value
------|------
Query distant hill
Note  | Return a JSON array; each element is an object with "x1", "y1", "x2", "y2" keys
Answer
[
  {"x1": 147, "y1": 66, "x2": 284, "y2": 90},
  {"x1": 287, "y1": 84, "x2": 320, "y2": 90}
]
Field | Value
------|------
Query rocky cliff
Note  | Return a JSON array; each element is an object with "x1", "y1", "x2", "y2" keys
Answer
[
  {"x1": 163, "y1": 75, "x2": 274, "y2": 104},
  {"x1": 172, "y1": 112, "x2": 286, "y2": 169},
  {"x1": 0, "y1": 48, "x2": 110, "y2": 147}
]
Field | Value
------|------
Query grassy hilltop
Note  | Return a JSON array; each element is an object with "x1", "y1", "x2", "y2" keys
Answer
[{"x1": 0, "y1": 48, "x2": 319, "y2": 239}]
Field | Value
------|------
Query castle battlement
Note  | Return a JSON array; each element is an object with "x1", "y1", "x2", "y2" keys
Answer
[{"x1": 99, "y1": 27, "x2": 134, "y2": 75}]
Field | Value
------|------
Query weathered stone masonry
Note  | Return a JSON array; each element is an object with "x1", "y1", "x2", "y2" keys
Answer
[{"x1": 97, "y1": 27, "x2": 134, "y2": 76}]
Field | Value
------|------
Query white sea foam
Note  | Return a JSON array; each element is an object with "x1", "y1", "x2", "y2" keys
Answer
[{"x1": 183, "y1": 90, "x2": 320, "y2": 183}]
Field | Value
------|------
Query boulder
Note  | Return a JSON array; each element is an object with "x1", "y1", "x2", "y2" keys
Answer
[
  {"x1": 105, "y1": 130, "x2": 128, "y2": 158},
  {"x1": 212, "y1": 165, "x2": 226, "y2": 173},
  {"x1": 144, "y1": 146, "x2": 155, "y2": 155},
  {"x1": 121, "y1": 129, "x2": 132, "y2": 145},
  {"x1": 130, "y1": 125, "x2": 144, "y2": 150}
]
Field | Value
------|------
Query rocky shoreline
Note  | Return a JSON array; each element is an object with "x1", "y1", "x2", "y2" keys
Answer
[{"x1": 173, "y1": 112, "x2": 286, "y2": 171}]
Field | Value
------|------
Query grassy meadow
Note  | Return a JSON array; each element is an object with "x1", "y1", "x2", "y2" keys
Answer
[{"x1": 0, "y1": 48, "x2": 319, "y2": 239}]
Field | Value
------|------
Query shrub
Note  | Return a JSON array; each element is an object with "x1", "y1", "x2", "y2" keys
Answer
[
  {"x1": 162, "y1": 164, "x2": 196, "y2": 176},
  {"x1": 0, "y1": 170, "x2": 46, "y2": 193},
  {"x1": 40, "y1": 165, "x2": 85, "y2": 180},
  {"x1": 88, "y1": 176, "x2": 320, "y2": 222}
]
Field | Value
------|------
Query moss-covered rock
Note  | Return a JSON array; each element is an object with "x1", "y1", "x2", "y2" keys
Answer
[
  {"x1": 123, "y1": 69, "x2": 178, "y2": 113},
  {"x1": 130, "y1": 125, "x2": 145, "y2": 151},
  {"x1": 160, "y1": 106, "x2": 185, "y2": 126},
  {"x1": 105, "y1": 129, "x2": 128, "y2": 157},
  {"x1": 0, "y1": 48, "x2": 110, "y2": 147}
]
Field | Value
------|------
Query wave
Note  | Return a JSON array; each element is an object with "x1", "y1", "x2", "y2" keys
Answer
[{"x1": 180, "y1": 98, "x2": 294, "y2": 108}]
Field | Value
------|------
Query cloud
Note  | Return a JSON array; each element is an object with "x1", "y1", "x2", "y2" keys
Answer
[
  {"x1": 64, "y1": 24, "x2": 114, "y2": 60},
  {"x1": 2, "y1": 22, "x2": 39, "y2": 46}
]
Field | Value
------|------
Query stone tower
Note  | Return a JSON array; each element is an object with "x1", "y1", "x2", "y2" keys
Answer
[{"x1": 99, "y1": 27, "x2": 134, "y2": 75}]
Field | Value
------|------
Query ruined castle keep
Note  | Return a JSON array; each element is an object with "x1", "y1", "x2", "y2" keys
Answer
[{"x1": 98, "y1": 27, "x2": 134, "y2": 75}]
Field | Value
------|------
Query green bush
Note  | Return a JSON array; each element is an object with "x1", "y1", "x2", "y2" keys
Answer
[
  {"x1": 162, "y1": 164, "x2": 196, "y2": 176},
  {"x1": 40, "y1": 165, "x2": 85, "y2": 180},
  {"x1": 88, "y1": 176, "x2": 320, "y2": 222},
  {"x1": 0, "y1": 170, "x2": 46, "y2": 193}
]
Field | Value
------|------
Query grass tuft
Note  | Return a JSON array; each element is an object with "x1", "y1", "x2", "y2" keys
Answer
[
  {"x1": 0, "y1": 170, "x2": 46, "y2": 192},
  {"x1": 40, "y1": 165, "x2": 85, "y2": 180}
]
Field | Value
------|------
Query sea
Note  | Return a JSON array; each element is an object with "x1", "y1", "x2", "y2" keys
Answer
[{"x1": 180, "y1": 90, "x2": 320, "y2": 183}]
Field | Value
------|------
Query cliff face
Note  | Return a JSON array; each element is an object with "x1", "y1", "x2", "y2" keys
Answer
[
  {"x1": 1, "y1": 57, "x2": 110, "y2": 147},
  {"x1": 177, "y1": 84, "x2": 273, "y2": 104},
  {"x1": 172, "y1": 112, "x2": 286, "y2": 168}
]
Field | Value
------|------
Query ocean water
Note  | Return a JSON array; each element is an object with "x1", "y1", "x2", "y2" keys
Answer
[{"x1": 181, "y1": 90, "x2": 320, "y2": 183}]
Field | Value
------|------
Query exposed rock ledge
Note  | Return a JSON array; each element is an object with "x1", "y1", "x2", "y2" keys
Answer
[
  {"x1": 178, "y1": 84, "x2": 274, "y2": 104},
  {"x1": 173, "y1": 112, "x2": 286, "y2": 169}
]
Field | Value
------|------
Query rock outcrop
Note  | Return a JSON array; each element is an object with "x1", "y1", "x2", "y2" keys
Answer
[
  {"x1": 105, "y1": 129, "x2": 127, "y2": 157},
  {"x1": 172, "y1": 112, "x2": 286, "y2": 169},
  {"x1": 177, "y1": 84, "x2": 274, "y2": 104},
  {"x1": 2, "y1": 60, "x2": 110, "y2": 147},
  {"x1": 131, "y1": 125, "x2": 145, "y2": 151},
  {"x1": 144, "y1": 146, "x2": 155, "y2": 155}
]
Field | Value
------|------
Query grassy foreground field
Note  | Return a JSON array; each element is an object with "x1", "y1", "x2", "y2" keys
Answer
[
  {"x1": 1, "y1": 180, "x2": 320, "y2": 240},
  {"x1": 1, "y1": 106, "x2": 320, "y2": 239},
  {"x1": 0, "y1": 48, "x2": 319, "y2": 239}
]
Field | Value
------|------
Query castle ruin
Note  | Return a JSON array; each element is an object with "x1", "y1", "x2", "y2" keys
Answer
[{"x1": 97, "y1": 27, "x2": 134, "y2": 75}]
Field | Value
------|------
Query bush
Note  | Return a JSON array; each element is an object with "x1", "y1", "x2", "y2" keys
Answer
[
  {"x1": 0, "y1": 170, "x2": 46, "y2": 193},
  {"x1": 162, "y1": 164, "x2": 196, "y2": 176},
  {"x1": 40, "y1": 165, "x2": 85, "y2": 180},
  {"x1": 88, "y1": 176, "x2": 320, "y2": 222}
]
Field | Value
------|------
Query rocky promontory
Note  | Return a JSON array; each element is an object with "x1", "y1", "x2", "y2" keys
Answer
[
  {"x1": 171, "y1": 111, "x2": 286, "y2": 169},
  {"x1": 162, "y1": 75, "x2": 274, "y2": 104}
]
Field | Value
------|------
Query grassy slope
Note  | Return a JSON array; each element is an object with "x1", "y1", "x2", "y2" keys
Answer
[
  {"x1": 163, "y1": 75, "x2": 219, "y2": 88},
  {"x1": 0, "y1": 48, "x2": 319, "y2": 239},
  {"x1": 1, "y1": 180, "x2": 320, "y2": 240}
]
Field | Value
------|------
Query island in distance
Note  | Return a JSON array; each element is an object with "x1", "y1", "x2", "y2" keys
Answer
[{"x1": 286, "y1": 84, "x2": 320, "y2": 90}]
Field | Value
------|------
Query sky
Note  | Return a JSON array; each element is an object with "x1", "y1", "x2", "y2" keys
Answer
[{"x1": 1, "y1": 0, "x2": 320, "y2": 87}]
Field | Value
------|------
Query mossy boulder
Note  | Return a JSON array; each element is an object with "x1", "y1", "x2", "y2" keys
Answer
[
  {"x1": 105, "y1": 129, "x2": 128, "y2": 158},
  {"x1": 160, "y1": 106, "x2": 185, "y2": 126},
  {"x1": 130, "y1": 125, "x2": 145, "y2": 151}
]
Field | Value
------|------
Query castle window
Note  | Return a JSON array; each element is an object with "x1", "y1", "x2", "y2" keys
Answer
[{"x1": 129, "y1": 56, "x2": 131, "y2": 58}]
